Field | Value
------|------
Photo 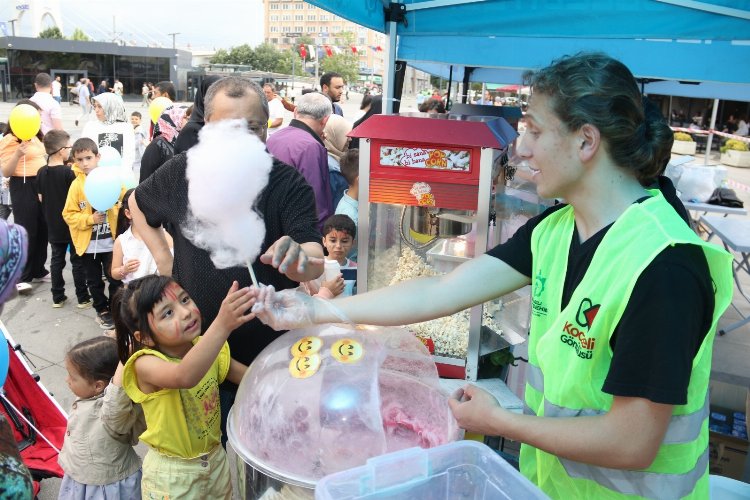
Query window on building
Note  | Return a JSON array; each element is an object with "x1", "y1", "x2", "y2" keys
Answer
[
  {"x1": 332, "y1": 26, "x2": 341, "y2": 33},
  {"x1": 270, "y1": 38, "x2": 278, "y2": 44},
  {"x1": 282, "y1": 15, "x2": 291, "y2": 21},
  {"x1": 320, "y1": 15, "x2": 329, "y2": 21},
  {"x1": 282, "y1": 4, "x2": 290, "y2": 9},
  {"x1": 295, "y1": 15, "x2": 303, "y2": 21},
  {"x1": 270, "y1": 4, "x2": 279, "y2": 10},
  {"x1": 358, "y1": 37, "x2": 365, "y2": 45},
  {"x1": 270, "y1": 26, "x2": 279, "y2": 32},
  {"x1": 271, "y1": 15, "x2": 279, "y2": 21},
  {"x1": 320, "y1": 26, "x2": 329, "y2": 33},
  {"x1": 282, "y1": 26, "x2": 291, "y2": 33},
  {"x1": 307, "y1": 15, "x2": 316, "y2": 21},
  {"x1": 307, "y1": 26, "x2": 316, "y2": 32}
]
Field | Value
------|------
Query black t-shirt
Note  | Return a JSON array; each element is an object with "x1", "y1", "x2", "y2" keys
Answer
[
  {"x1": 135, "y1": 153, "x2": 321, "y2": 368},
  {"x1": 139, "y1": 136, "x2": 174, "y2": 184},
  {"x1": 487, "y1": 187, "x2": 713, "y2": 405},
  {"x1": 35, "y1": 164, "x2": 76, "y2": 243}
]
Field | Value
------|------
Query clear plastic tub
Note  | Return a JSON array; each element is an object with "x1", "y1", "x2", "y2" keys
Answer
[{"x1": 315, "y1": 440, "x2": 548, "y2": 499}]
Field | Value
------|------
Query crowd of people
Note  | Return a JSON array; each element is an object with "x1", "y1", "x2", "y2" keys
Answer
[{"x1": 0, "y1": 53, "x2": 736, "y2": 499}]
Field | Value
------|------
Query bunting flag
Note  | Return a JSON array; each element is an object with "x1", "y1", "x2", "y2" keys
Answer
[
  {"x1": 307, "y1": 44, "x2": 316, "y2": 61},
  {"x1": 324, "y1": 45, "x2": 333, "y2": 57},
  {"x1": 374, "y1": 45, "x2": 383, "y2": 52},
  {"x1": 299, "y1": 43, "x2": 307, "y2": 59},
  {"x1": 351, "y1": 45, "x2": 358, "y2": 54}
]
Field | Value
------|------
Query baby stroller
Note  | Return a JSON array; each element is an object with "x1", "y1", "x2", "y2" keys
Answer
[{"x1": 0, "y1": 321, "x2": 67, "y2": 498}]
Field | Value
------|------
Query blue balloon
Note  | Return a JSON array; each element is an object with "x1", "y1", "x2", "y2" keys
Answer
[
  {"x1": 99, "y1": 146, "x2": 122, "y2": 168},
  {"x1": 0, "y1": 341, "x2": 8, "y2": 389},
  {"x1": 84, "y1": 167, "x2": 122, "y2": 211}
]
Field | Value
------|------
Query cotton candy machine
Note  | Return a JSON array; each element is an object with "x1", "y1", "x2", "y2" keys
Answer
[{"x1": 227, "y1": 324, "x2": 461, "y2": 499}]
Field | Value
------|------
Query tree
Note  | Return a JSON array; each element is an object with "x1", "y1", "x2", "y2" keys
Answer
[
  {"x1": 70, "y1": 28, "x2": 91, "y2": 41},
  {"x1": 210, "y1": 44, "x2": 254, "y2": 65},
  {"x1": 320, "y1": 51, "x2": 359, "y2": 85},
  {"x1": 274, "y1": 49, "x2": 306, "y2": 77},
  {"x1": 38, "y1": 26, "x2": 64, "y2": 39},
  {"x1": 250, "y1": 43, "x2": 281, "y2": 72}
]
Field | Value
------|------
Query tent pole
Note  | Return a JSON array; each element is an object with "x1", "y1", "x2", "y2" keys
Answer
[
  {"x1": 383, "y1": 13, "x2": 398, "y2": 115},
  {"x1": 705, "y1": 98, "x2": 719, "y2": 165},
  {"x1": 446, "y1": 65, "x2": 453, "y2": 110}
]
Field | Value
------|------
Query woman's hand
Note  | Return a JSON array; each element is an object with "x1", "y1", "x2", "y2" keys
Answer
[
  {"x1": 321, "y1": 274, "x2": 344, "y2": 296},
  {"x1": 14, "y1": 141, "x2": 29, "y2": 157},
  {"x1": 214, "y1": 281, "x2": 256, "y2": 332},
  {"x1": 251, "y1": 285, "x2": 318, "y2": 330},
  {"x1": 448, "y1": 384, "x2": 510, "y2": 436}
]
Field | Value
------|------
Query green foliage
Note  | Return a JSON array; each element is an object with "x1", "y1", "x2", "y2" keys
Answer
[
  {"x1": 673, "y1": 132, "x2": 693, "y2": 142},
  {"x1": 720, "y1": 139, "x2": 749, "y2": 154},
  {"x1": 251, "y1": 43, "x2": 282, "y2": 72},
  {"x1": 210, "y1": 44, "x2": 255, "y2": 65},
  {"x1": 275, "y1": 49, "x2": 306, "y2": 76},
  {"x1": 38, "y1": 26, "x2": 64, "y2": 39},
  {"x1": 70, "y1": 28, "x2": 91, "y2": 41},
  {"x1": 320, "y1": 51, "x2": 359, "y2": 85}
]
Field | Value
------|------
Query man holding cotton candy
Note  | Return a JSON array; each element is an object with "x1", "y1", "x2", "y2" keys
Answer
[{"x1": 129, "y1": 75, "x2": 324, "y2": 440}]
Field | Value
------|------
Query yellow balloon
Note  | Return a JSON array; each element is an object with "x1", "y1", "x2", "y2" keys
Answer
[
  {"x1": 9, "y1": 104, "x2": 41, "y2": 141},
  {"x1": 149, "y1": 97, "x2": 172, "y2": 124}
]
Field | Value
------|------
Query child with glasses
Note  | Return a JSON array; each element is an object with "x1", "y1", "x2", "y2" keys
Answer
[{"x1": 37, "y1": 130, "x2": 92, "y2": 309}]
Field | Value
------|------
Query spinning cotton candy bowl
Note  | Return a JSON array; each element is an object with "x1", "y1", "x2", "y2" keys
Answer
[{"x1": 227, "y1": 324, "x2": 460, "y2": 499}]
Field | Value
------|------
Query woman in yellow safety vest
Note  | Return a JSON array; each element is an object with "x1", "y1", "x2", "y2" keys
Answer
[{"x1": 251, "y1": 52, "x2": 733, "y2": 499}]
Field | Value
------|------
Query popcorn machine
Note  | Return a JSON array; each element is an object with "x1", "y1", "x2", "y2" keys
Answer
[{"x1": 350, "y1": 114, "x2": 519, "y2": 381}]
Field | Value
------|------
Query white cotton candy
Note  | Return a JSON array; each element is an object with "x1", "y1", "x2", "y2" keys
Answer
[{"x1": 184, "y1": 119, "x2": 273, "y2": 269}]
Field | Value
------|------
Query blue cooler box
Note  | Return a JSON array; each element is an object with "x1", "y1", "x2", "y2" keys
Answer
[{"x1": 315, "y1": 440, "x2": 548, "y2": 499}]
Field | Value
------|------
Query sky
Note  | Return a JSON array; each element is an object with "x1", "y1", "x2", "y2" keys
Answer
[{"x1": 2, "y1": 0, "x2": 265, "y2": 51}]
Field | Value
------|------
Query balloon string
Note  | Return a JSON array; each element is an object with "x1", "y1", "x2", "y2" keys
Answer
[
  {"x1": 23, "y1": 156, "x2": 25, "y2": 184},
  {"x1": 93, "y1": 220, "x2": 99, "y2": 259}
]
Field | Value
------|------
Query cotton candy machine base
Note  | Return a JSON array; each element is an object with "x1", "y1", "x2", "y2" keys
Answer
[{"x1": 226, "y1": 325, "x2": 460, "y2": 499}]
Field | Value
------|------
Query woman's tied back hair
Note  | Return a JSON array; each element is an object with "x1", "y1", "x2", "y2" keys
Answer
[{"x1": 524, "y1": 52, "x2": 673, "y2": 185}]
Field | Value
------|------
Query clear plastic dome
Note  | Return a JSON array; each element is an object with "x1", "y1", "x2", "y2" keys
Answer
[{"x1": 227, "y1": 324, "x2": 460, "y2": 486}]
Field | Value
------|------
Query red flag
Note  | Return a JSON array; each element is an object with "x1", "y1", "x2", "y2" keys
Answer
[
  {"x1": 324, "y1": 45, "x2": 333, "y2": 57},
  {"x1": 351, "y1": 45, "x2": 358, "y2": 53},
  {"x1": 299, "y1": 44, "x2": 307, "y2": 59},
  {"x1": 375, "y1": 45, "x2": 383, "y2": 52}
]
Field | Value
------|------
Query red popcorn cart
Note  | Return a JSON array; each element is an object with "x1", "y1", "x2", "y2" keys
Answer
[{"x1": 350, "y1": 114, "x2": 526, "y2": 381}]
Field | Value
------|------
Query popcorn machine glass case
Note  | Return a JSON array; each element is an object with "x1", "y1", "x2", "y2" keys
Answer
[{"x1": 350, "y1": 114, "x2": 522, "y2": 381}]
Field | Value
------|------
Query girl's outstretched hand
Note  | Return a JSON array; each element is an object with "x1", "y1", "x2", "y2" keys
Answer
[{"x1": 215, "y1": 281, "x2": 256, "y2": 332}]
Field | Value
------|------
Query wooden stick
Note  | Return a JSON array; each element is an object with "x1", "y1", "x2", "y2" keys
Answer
[{"x1": 246, "y1": 260, "x2": 259, "y2": 288}]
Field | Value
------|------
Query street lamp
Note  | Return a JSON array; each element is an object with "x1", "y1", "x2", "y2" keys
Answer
[{"x1": 168, "y1": 32, "x2": 180, "y2": 50}]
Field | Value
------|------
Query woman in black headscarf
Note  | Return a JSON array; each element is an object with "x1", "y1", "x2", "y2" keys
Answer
[
  {"x1": 349, "y1": 95, "x2": 382, "y2": 149},
  {"x1": 173, "y1": 75, "x2": 222, "y2": 155}
]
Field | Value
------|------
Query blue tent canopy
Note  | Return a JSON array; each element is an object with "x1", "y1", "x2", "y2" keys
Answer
[{"x1": 308, "y1": 0, "x2": 750, "y2": 99}]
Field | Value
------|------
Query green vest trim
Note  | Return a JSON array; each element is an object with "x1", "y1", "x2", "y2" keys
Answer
[{"x1": 521, "y1": 192, "x2": 733, "y2": 499}]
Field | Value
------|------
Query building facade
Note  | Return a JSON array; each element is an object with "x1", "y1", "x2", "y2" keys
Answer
[
  {"x1": 263, "y1": 0, "x2": 387, "y2": 85},
  {"x1": 0, "y1": 36, "x2": 192, "y2": 102}
]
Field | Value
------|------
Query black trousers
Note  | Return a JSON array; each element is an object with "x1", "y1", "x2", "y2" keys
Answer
[
  {"x1": 50, "y1": 242, "x2": 90, "y2": 304},
  {"x1": 9, "y1": 177, "x2": 48, "y2": 283},
  {"x1": 80, "y1": 251, "x2": 122, "y2": 313}
]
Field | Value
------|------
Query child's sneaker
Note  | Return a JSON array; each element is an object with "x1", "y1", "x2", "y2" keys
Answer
[
  {"x1": 77, "y1": 299, "x2": 93, "y2": 309},
  {"x1": 16, "y1": 283, "x2": 32, "y2": 295},
  {"x1": 96, "y1": 311, "x2": 114, "y2": 329},
  {"x1": 52, "y1": 297, "x2": 67, "y2": 308},
  {"x1": 33, "y1": 273, "x2": 52, "y2": 283}
]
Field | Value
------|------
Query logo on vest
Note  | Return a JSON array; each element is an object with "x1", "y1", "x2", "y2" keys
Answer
[
  {"x1": 531, "y1": 270, "x2": 547, "y2": 317},
  {"x1": 560, "y1": 298, "x2": 600, "y2": 359}
]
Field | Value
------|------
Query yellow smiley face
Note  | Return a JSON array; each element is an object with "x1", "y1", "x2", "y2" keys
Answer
[
  {"x1": 331, "y1": 339, "x2": 364, "y2": 364},
  {"x1": 290, "y1": 336, "x2": 323, "y2": 357},
  {"x1": 289, "y1": 354, "x2": 321, "y2": 379}
]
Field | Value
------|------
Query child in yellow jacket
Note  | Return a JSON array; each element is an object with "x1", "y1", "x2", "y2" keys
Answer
[{"x1": 62, "y1": 138, "x2": 124, "y2": 330}]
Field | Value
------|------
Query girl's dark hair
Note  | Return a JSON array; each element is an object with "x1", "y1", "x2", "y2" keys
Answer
[
  {"x1": 112, "y1": 274, "x2": 179, "y2": 363},
  {"x1": 524, "y1": 52, "x2": 673, "y2": 185},
  {"x1": 67, "y1": 337, "x2": 118, "y2": 383},
  {"x1": 115, "y1": 188, "x2": 136, "y2": 238}
]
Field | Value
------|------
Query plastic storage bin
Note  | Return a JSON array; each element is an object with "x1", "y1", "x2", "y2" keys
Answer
[{"x1": 315, "y1": 440, "x2": 548, "y2": 499}]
